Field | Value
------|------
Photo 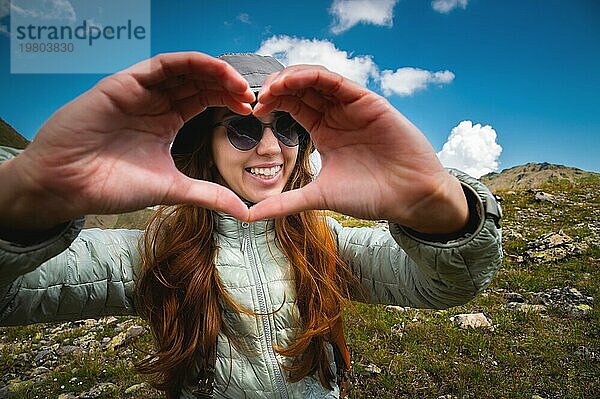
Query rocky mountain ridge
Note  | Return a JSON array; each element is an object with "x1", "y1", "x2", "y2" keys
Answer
[{"x1": 480, "y1": 162, "x2": 597, "y2": 192}]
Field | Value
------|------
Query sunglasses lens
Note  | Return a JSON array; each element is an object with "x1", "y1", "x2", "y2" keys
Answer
[
  {"x1": 273, "y1": 114, "x2": 300, "y2": 147},
  {"x1": 222, "y1": 114, "x2": 303, "y2": 150},
  {"x1": 226, "y1": 118, "x2": 262, "y2": 151}
]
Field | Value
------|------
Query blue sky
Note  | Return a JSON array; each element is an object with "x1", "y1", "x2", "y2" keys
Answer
[{"x1": 1, "y1": 0, "x2": 599, "y2": 175}]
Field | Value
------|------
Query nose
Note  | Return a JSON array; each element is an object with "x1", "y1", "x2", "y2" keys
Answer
[{"x1": 255, "y1": 127, "x2": 281, "y2": 156}]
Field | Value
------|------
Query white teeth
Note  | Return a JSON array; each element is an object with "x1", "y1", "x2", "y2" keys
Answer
[{"x1": 249, "y1": 165, "x2": 282, "y2": 177}]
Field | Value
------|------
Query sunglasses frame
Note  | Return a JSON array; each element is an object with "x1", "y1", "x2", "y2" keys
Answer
[{"x1": 212, "y1": 113, "x2": 303, "y2": 151}]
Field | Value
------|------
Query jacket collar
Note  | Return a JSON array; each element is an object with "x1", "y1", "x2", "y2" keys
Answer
[{"x1": 214, "y1": 212, "x2": 275, "y2": 238}]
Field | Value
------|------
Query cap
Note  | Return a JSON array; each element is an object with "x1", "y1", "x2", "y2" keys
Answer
[{"x1": 171, "y1": 53, "x2": 301, "y2": 155}]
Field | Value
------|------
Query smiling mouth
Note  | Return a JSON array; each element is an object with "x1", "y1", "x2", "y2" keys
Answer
[{"x1": 245, "y1": 165, "x2": 282, "y2": 179}]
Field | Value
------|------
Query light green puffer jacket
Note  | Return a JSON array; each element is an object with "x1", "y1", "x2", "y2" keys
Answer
[{"x1": 0, "y1": 145, "x2": 503, "y2": 398}]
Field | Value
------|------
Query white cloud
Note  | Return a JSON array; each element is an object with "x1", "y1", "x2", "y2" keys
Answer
[
  {"x1": 310, "y1": 150, "x2": 322, "y2": 176},
  {"x1": 431, "y1": 0, "x2": 468, "y2": 14},
  {"x1": 257, "y1": 35, "x2": 456, "y2": 97},
  {"x1": 380, "y1": 67, "x2": 454, "y2": 96},
  {"x1": 437, "y1": 120, "x2": 502, "y2": 178},
  {"x1": 77, "y1": 18, "x2": 102, "y2": 30},
  {"x1": 1, "y1": 0, "x2": 8, "y2": 36},
  {"x1": 237, "y1": 13, "x2": 250, "y2": 24},
  {"x1": 0, "y1": 0, "x2": 9, "y2": 19},
  {"x1": 329, "y1": 0, "x2": 398, "y2": 34},
  {"x1": 10, "y1": 0, "x2": 76, "y2": 22},
  {"x1": 257, "y1": 35, "x2": 379, "y2": 87}
]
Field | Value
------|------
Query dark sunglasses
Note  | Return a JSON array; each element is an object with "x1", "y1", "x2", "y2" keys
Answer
[{"x1": 213, "y1": 113, "x2": 304, "y2": 151}]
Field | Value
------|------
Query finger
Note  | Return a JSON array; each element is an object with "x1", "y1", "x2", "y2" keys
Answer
[
  {"x1": 168, "y1": 175, "x2": 250, "y2": 221},
  {"x1": 293, "y1": 87, "x2": 333, "y2": 113},
  {"x1": 156, "y1": 75, "x2": 255, "y2": 104},
  {"x1": 253, "y1": 95, "x2": 321, "y2": 133},
  {"x1": 247, "y1": 183, "x2": 324, "y2": 221},
  {"x1": 155, "y1": 76, "x2": 224, "y2": 94},
  {"x1": 166, "y1": 80, "x2": 256, "y2": 104},
  {"x1": 259, "y1": 67, "x2": 364, "y2": 104},
  {"x1": 125, "y1": 113, "x2": 185, "y2": 141},
  {"x1": 257, "y1": 86, "x2": 332, "y2": 117},
  {"x1": 174, "y1": 90, "x2": 253, "y2": 121},
  {"x1": 126, "y1": 52, "x2": 255, "y2": 101},
  {"x1": 256, "y1": 70, "x2": 282, "y2": 97},
  {"x1": 96, "y1": 73, "x2": 173, "y2": 116}
]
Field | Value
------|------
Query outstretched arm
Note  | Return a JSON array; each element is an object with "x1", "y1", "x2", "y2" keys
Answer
[
  {"x1": 330, "y1": 170, "x2": 502, "y2": 308},
  {"x1": 251, "y1": 65, "x2": 468, "y2": 234},
  {"x1": 0, "y1": 52, "x2": 256, "y2": 232}
]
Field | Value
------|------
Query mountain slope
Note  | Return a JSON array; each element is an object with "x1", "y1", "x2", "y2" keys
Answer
[
  {"x1": 0, "y1": 118, "x2": 29, "y2": 149},
  {"x1": 480, "y1": 162, "x2": 597, "y2": 191}
]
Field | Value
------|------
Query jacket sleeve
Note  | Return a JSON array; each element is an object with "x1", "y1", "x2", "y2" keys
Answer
[
  {"x1": 0, "y1": 145, "x2": 143, "y2": 326},
  {"x1": 329, "y1": 169, "x2": 503, "y2": 309}
]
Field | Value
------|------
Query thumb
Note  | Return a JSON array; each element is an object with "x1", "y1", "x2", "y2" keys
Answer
[
  {"x1": 167, "y1": 174, "x2": 250, "y2": 221},
  {"x1": 248, "y1": 182, "x2": 323, "y2": 221}
]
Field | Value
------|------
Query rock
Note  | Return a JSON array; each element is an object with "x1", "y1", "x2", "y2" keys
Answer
[
  {"x1": 525, "y1": 230, "x2": 588, "y2": 263},
  {"x1": 390, "y1": 323, "x2": 404, "y2": 337},
  {"x1": 364, "y1": 363, "x2": 382, "y2": 374},
  {"x1": 33, "y1": 349, "x2": 53, "y2": 364},
  {"x1": 80, "y1": 382, "x2": 117, "y2": 398},
  {"x1": 50, "y1": 326, "x2": 63, "y2": 334},
  {"x1": 124, "y1": 382, "x2": 149, "y2": 394},
  {"x1": 126, "y1": 325, "x2": 146, "y2": 339},
  {"x1": 385, "y1": 305, "x2": 407, "y2": 313},
  {"x1": 505, "y1": 303, "x2": 547, "y2": 313},
  {"x1": 504, "y1": 292, "x2": 525, "y2": 303},
  {"x1": 534, "y1": 191, "x2": 556, "y2": 203},
  {"x1": 574, "y1": 346, "x2": 597, "y2": 360},
  {"x1": 530, "y1": 286, "x2": 594, "y2": 315},
  {"x1": 107, "y1": 332, "x2": 127, "y2": 350},
  {"x1": 450, "y1": 313, "x2": 494, "y2": 330},
  {"x1": 574, "y1": 304, "x2": 592, "y2": 314},
  {"x1": 31, "y1": 366, "x2": 51, "y2": 375},
  {"x1": 57, "y1": 345, "x2": 81, "y2": 356},
  {"x1": 107, "y1": 325, "x2": 146, "y2": 351}
]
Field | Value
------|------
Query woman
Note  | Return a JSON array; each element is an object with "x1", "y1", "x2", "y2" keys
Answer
[{"x1": 0, "y1": 52, "x2": 502, "y2": 398}]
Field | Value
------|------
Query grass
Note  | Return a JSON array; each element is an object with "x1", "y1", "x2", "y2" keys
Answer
[{"x1": 1, "y1": 175, "x2": 599, "y2": 398}]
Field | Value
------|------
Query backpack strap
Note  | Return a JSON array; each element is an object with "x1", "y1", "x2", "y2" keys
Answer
[
  {"x1": 330, "y1": 317, "x2": 351, "y2": 398},
  {"x1": 191, "y1": 349, "x2": 216, "y2": 399}
]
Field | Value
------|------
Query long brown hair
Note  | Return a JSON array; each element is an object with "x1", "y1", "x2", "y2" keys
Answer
[{"x1": 135, "y1": 111, "x2": 359, "y2": 395}]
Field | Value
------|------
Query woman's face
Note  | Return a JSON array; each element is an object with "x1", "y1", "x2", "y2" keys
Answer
[{"x1": 211, "y1": 109, "x2": 299, "y2": 204}]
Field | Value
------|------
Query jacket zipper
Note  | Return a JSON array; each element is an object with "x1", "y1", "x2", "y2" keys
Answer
[{"x1": 241, "y1": 222, "x2": 289, "y2": 399}]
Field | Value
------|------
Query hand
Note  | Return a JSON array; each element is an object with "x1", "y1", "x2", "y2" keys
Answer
[
  {"x1": 0, "y1": 52, "x2": 255, "y2": 230},
  {"x1": 250, "y1": 65, "x2": 468, "y2": 234}
]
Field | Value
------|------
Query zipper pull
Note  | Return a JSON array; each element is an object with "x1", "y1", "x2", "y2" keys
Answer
[{"x1": 241, "y1": 222, "x2": 249, "y2": 253}]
